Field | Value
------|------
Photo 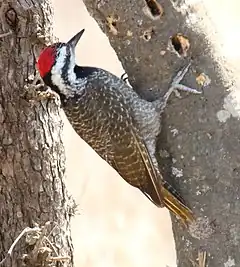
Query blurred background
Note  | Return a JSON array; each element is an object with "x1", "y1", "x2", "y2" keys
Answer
[{"x1": 52, "y1": 0, "x2": 176, "y2": 266}]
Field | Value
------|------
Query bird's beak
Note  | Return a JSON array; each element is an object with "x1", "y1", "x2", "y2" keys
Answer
[{"x1": 67, "y1": 29, "x2": 85, "y2": 49}]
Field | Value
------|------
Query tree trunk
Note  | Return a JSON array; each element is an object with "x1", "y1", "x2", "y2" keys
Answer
[
  {"x1": 83, "y1": 0, "x2": 240, "y2": 266},
  {"x1": 0, "y1": 1, "x2": 73, "y2": 266}
]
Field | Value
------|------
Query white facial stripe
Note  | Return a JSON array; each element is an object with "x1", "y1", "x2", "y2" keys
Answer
[
  {"x1": 51, "y1": 46, "x2": 73, "y2": 97},
  {"x1": 67, "y1": 49, "x2": 78, "y2": 85},
  {"x1": 51, "y1": 46, "x2": 87, "y2": 98}
]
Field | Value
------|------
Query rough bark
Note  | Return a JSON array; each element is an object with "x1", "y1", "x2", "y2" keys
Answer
[
  {"x1": 0, "y1": 1, "x2": 73, "y2": 266},
  {"x1": 83, "y1": 0, "x2": 240, "y2": 266}
]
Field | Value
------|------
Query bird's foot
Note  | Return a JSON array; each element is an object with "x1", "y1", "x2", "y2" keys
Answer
[
  {"x1": 121, "y1": 72, "x2": 132, "y2": 87},
  {"x1": 155, "y1": 63, "x2": 202, "y2": 113},
  {"x1": 121, "y1": 72, "x2": 128, "y2": 83},
  {"x1": 170, "y1": 63, "x2": 202, "y2": 97}
]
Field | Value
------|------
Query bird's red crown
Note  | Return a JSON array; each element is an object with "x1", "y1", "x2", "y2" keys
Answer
[{"x1": 37, "y1": 46, "x2": 57, "y2": 78}]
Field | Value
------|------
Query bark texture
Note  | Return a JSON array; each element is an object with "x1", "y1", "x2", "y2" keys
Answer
[
  {"x1": 83, "y1": 0, "x2": 240, "y2": 266},
  {"x1": 0, "y1": 1, "x2": 73, "y2": 266}
]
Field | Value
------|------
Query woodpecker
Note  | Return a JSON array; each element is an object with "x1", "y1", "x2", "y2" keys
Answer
[{"x1": 36, "y1": 29, "x2": 201, "y2": 225}]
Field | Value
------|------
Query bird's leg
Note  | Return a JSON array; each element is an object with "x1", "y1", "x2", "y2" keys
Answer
[
  {"x1": 162, "y1": 63, "x2": 201, "y2": 108},
  {"x1": 154, "y1": 63, "x2": 202, "y2": 113},
  {"x1": 121, "y1": 63, "x2": 201, "y2": 114}
]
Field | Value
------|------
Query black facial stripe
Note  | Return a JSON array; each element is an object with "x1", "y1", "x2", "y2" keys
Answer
[
  {"x1": 61, "y1": 45, "x2": 72, "y2": 86},
  {"x1": 43, "y1": 72, "x2": 65, "y2": 102}
]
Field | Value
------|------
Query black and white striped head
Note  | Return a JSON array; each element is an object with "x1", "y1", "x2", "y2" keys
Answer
[{"x1": 37, "y1": 29, "x2": 85, "y2": 97}]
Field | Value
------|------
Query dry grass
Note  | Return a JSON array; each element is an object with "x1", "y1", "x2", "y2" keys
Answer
[{"x1": 189, "y1": 250, "x2": 207, "y2": 267}]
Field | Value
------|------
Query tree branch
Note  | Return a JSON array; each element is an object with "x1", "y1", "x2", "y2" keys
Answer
[{"x1": 83, "y1": 0, "x2": 240, "y2": 266}]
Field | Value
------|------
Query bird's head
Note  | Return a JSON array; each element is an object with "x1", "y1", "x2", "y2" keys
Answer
[{"x1": 36, "y1": 29, "x2": 85, "y2": 88}]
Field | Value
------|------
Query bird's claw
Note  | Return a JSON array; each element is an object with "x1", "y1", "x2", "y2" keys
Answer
[
  {"x1": 121, "y1": 72, "x2": 129, "y2": 83},
  {"x1": 170, "y1": 63, "x2": 202, "y2": 95}
]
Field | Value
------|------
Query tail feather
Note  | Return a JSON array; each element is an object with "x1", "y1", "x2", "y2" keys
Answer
[
  {"x1": 142, "y1": 178, "x2": 194, "y2": 225},
  {"x1": 162, "y1": 185, "x2": 194, "y2": 225},
  {"x1": 162, "y1": 180, "x2": 186, "y2": 205}
]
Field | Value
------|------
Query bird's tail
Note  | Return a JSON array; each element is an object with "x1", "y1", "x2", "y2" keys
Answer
[
  {"x1": 143, "y1": 178, "x2": 194, "y2": 226},
  {"x1": 161, "y1": 182, "x2": 194, "y2": 226}
]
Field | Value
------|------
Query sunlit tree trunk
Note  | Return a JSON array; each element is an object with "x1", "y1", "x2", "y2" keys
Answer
[{"x1": 83, "y1": 0, "x2": 240, "y2": 266}]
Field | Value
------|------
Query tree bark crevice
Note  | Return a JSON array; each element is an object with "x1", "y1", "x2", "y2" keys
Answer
[{"x1": 0, "y1": 1, "x2": 73, "y2": 266}]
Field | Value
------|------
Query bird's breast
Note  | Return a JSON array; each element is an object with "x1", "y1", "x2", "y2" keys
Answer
[{"x1": 63, "y1": 98, "x2": 113, "y2": 162}]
